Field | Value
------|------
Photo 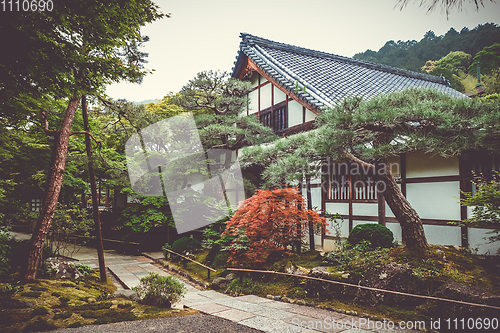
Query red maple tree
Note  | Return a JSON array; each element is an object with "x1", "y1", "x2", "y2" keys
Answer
[{"x1": 223, "y1": 187, "x2": 327, "y2": 266}]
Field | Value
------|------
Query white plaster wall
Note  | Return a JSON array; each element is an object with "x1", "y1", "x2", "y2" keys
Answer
[
  {"x1": 305, "y1": 109, "x2": 316, "y2": 122},
  {"x1": 310, "y1": 187, "x2": 321, "y2": 209},
  {"x1": 386, "y1": 222, "x2": 402, "y2": 244},
  {"x1": 424, "y1": 225, "x2": 461, "y2": 246},
  {"x1": 260, "y1": 83, "x2": 272, "y2": 110},
  {"x1": 468, "y1": 228, "x2": 500, "y2": 255},
  {"x1": 288, "y1": 100, "x2": 303, "y2": 128},
  {"x1": 274, "y1": 85, "x2": 286, "y2": 104},
  {"x1": 384, "y1": 183, "x2": 401, "y2": 217},
  {"x1": 326, "y1": 202, "x2": 349, "y2": 215},
  {"x1": 248, "y1": 90, "x2": 258, "y2": 115},
  {"x1": 406, "y1": 181, "x2": 461, "y2": 220},
  {"x1": 406, "y1": 151, "x2": 459, "y2": 178},
  {"x1": 352, "y1": 202, "x2": 378, "y2": 216}
]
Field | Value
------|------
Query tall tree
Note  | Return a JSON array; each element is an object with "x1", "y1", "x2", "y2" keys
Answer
[
  {"x1": 397, "y1": 0, "x2": 495, "y2": 17},
  {"x1": 241, "y1": 89, "x2": 500, "y2": 250},
  {"x1": 0, "y1": 1, "x2": 165, "y2": 281}
]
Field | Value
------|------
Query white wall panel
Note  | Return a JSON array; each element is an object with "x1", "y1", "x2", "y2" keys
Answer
[
  {"x1": 248, "y1": 90, "x2": 258, "y2": 115},
  {"x1": 288, "y1": 100, "x2": 302, "y2": 127},
  {"x1": 424, "y1": 225, "x2": 461, "y2": 246},
  {"x1": 352, "y1": 202, "x2": 378, "y2": 216},
  {"x1": 386, "y1": 222, "x2": 402, "y2": 243},
  {"x1": 406, "y1": 182, "x2": 461, "y2": 220},
  {"x1": 260, "y1": 83, "x2": 272, "y2": 110},
  {"x1": 310, "y1": 187, "x2": 321, "y2": 209},
  {"x1": 468, "y1": 228, "x2": 500, "y2": 255},
  {"x1": 305, "y1": 109, "x2": 316, "y2": 122},
  {"x1": 326, "y1": 202, "x2": 349, "y2": 215},
  {"x1": 406, "y1": 152, "x2": 459, "y2": 178},
  {"x1": 274, "y1": 86, "x2": 286, "y2": 104}
]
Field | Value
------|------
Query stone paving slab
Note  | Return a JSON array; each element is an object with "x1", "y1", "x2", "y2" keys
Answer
[
  {"x1": 239, "y1": 316, "x2": 303, "y2": 333},
  {"x1": 215, "y1": 308, "x2": 257, "y2": 322},
  {"x1": 189, "y1": 302, "x2": 232, "y2": 314}
]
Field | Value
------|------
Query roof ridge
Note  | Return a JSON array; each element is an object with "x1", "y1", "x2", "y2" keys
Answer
[{"x1": 240, "y1": 33, "x2": 448, "y2": 86}]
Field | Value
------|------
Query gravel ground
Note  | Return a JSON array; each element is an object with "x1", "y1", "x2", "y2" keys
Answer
[{"x1": 50, "y1": 313, "x2": 265, "y2": 333}]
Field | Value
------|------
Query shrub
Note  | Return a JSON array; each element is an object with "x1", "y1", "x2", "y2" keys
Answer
[
  {"x1": 132, "y1": 273, "x2": 186, "y2": 308},
  {"x1": 346, "y1": 224, "x2": 394, "y2": 250},
  {"x1": 171, "y1": 237, "x2": 201, "y2": 254},
  {"x1": 223, "y1": 188, "x2": 327, "y2": 266},
  {"x1": 0, "y1": 227, "x2": 12, "y2": 275},
  {"x1": 0, "y1": 283, "x2": 21, "y2": 302}
]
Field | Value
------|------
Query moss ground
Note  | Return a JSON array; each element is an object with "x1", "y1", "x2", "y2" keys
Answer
[
  {"x1": 167, "y1": 245, "x2": 500, "y2": 326},
  {"x1": 0, "y1": 271, "x2": 197, "y2": 332}
]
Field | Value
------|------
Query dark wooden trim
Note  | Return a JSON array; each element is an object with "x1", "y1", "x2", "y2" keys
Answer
[
  {"x1": 257, "y1": 75, "x2": 261, "y2": 117},
  {"x1": 249, "y1": 79, "x2": 271, "y2": 93},
  {"x1": 459, "y1": 157, "x2": 471, "y2": 248},
  {"x1": 348, "y1": 178, "x2": 353, "y2": 232},
  {"x1": 334, "y1": 214, "x2": 497, "y2": 228},
  {"x1": 303, "y1": 106, "x2": 306, "y2": 124},
  {"x1": 282, "y1": 120, "x2": 315, "y2": 137},
  {"x1": 400, "y1": 153, "x2": 407, "y2": 197},
  {"x1": 378, "y1": 192, "x2": 385, "y2": 226},
  {"x1": 405, "y1": 175, "x2": 460, "y2": 183}
]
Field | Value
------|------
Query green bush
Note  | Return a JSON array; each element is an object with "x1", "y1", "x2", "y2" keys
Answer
[
  {"x1": 171, "y1": 237, "x2": 201, "y2": 254},
  {"x1": 0, "y1": 227, "x2": 12, "y2": 275},
  {"x1": 346, "y1": 224, "x2": 394, "y2": 250},
  {"x1": 132, "y1": 273, "x2": 187, "y2": 308}
]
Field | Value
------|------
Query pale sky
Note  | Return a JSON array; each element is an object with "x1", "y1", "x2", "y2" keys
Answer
[{"x1": 105, "y1": 0, "x2": 500, "y2": 102}]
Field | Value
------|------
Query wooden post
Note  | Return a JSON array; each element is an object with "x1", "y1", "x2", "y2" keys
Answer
[{"x1": 82, "y1": 96, "x2": 106, "y2": 282}]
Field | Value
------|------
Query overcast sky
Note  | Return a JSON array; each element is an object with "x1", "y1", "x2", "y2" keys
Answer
[{"x1": 105, "y1": 0, "x2": 500, "y2": 102}]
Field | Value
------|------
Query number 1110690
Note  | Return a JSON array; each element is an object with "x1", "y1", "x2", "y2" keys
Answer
[{"x1": 2, "y1": 0, "x2": 53, "y2": 12}]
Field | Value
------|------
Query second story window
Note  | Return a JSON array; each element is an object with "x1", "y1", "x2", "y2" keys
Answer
[{"x1": 259, "y1": 102, "x2": 288, "y2": 134}]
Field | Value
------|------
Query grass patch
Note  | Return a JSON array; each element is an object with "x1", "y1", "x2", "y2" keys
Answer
[
  {"x1": 20, "y1": 291, "x2": 41, "y2": 298},
  {"x1": 53, "y1": 311, "x2": 73, "y2": 320}
]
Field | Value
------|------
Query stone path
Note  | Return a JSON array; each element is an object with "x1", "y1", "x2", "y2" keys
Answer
[{"x1": 10, "y1": 232, "x2": 422, "y2": 332}]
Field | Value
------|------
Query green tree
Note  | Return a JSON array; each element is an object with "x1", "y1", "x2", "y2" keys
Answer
[
  {"x1": 174, "y1": 71, "x2": 277, "y2": 167},
  {"x1": 469, "y1": 43, "x2": 500, "y2": 95},
  {"x1": 0, "y1": 1, "x2": 165, "y2": 281},
  {"x1": 397, "y1": 0, "x2": 495, "y2": 17},
  {"x1": 423, "y1": 51, "x2": 473, "y2": 92},
  {"x1": 460, "y1": 172, "x2": 500, "y2": 247},
  {"x1": 241, "y1": 89, "x2": 500, "y2": 250}
]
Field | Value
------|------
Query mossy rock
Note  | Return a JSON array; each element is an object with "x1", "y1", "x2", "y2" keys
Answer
[{"x1": 31, "y1": 306, "x2": 49, "y2": 316}]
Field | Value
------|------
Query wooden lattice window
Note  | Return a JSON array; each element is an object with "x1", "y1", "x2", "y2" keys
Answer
[
  {"x1": 259, "y1": 104, "x2": 288, "y2": 134},
  {"x1": 325, "y1": 163, "x2": 378, "y2": 203}
]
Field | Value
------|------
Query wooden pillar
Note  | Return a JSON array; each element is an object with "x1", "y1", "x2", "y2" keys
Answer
[
  {"x1": 459, "y1": 157, "x2": 471, "y2": 248},
  {"x1": 348, "y1": 173, "x2": 353, "y2": 232}
]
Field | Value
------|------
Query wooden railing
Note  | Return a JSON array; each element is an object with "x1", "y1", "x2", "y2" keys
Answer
[
  {"x1": 163, "y1": 248, "x2": 217, "y2": 280},
  {"x1": 226, "y1": 268, "x2": 500, "y2": 311}
]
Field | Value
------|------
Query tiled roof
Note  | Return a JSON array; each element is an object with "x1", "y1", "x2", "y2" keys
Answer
[{"x1": 232, "y1": 33, "x2": 466, "y2": 110}]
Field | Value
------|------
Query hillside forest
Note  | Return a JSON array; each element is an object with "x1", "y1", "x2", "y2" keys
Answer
[{"x1": 353, "y1": 23, "x2": 500, "y2": 94}]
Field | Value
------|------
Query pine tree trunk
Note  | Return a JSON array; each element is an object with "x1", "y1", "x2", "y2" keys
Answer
[
  {"x1": 375, "y1": 165, "x2": 428, "y2": 250},
  {"x1": 344, "y1": 151, "x2": 428, "y2": 250},
  {"x1": 21, "y1": 95, "x2": 82, "y2": 281}
]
